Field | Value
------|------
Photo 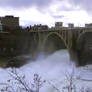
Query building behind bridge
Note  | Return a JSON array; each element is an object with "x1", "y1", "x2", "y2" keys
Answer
[
  {"x1": 0, "y1": 15, "x2": 19, "y2": 32},
  {"x1": 0, "y1": 15, "x2": 92, "y2": 67},
  {"x1": 85, "y1": 23, "x2": 92, "y2": 28}
]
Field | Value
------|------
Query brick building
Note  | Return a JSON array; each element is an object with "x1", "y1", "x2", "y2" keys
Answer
[{"x1": 0, "y1": 15, "x2": 19, "y2": 32}]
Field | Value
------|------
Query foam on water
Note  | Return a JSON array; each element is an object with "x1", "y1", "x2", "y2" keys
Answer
[
  {"x1": 0, "y1": 50, "x2": 92, "y2": 91},
  {"x1": 19, "y1": 50, "x2": 73, "y2": 79}
]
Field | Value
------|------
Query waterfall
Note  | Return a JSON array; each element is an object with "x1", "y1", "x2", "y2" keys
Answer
[{"x1": 0, "y1": 50, "x2": 92, "y2": 92}]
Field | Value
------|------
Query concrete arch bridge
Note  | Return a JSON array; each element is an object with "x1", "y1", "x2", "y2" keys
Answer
[
  {"x1": 29, "y1": 28, "x2": 92, "y2": 65},
  {"x1": 0, "y1": 27, "x2": 92, "y2": 67}
]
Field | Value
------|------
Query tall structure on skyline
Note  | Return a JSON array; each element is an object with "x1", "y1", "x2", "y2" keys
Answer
[
  {"x1": 55, "y1": 22, "x2": 63, "y2": 27},
  {"x1": 0, "y1": 15, "x2": 19, "y2": 32},
  {"x1": 85, "y1": 23, "x2": 92, "y2": 28},
  {"x1": 68, "y1": 23, "x2": 74, "y2": 28}
]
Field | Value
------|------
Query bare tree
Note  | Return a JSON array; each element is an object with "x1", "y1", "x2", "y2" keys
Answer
[
  {"x1": 48, "y1": 68, "x2": 76, "y2": 92},
  {"x1": 79, "y1": 87, "x2": 92, "y2": 92},
  {"x1": 0, "y1": 68, "x2": 45, "y2": 92},
  {"x1": 63, "y1": 69, "x2": 76, "y2": 92},
  {"x1": 48, "y1": 81, "x2": 61, "y2": 92},
  {"x1": 0, "y1": 68, "x2": 92, "y2": 92},
  {"x1": 48, "y1": 68, "x2": 92, "y2": 92}
]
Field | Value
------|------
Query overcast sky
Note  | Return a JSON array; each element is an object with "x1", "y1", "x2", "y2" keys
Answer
[{"x1": 0, "y1": 0, "x2": 92, "y2": 27}]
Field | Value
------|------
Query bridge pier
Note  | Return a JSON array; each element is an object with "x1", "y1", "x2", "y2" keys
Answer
[
  {"x1": 76, "y1": 31, "x2": 92, "y2": 65},
  {"x1": 69, "y1": 48, "x2": 79, "y2": 65}
]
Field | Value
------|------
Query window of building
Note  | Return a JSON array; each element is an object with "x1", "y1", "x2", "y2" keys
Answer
[
  {"x1": 11, "y1": 48, "x2": 14, "y2": 52},
  {"x1": 3, "y1": 48, "x2": 6, "y2": 52}
]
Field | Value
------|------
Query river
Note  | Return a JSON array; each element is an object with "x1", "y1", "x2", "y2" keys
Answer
[{"x1": 0, "y1": 50, "x2": 92, "y2": 92}]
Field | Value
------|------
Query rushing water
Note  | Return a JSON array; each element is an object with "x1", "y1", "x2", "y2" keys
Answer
[{"x1": 0, "y1": 50, "x2": 92, "y2": 91}]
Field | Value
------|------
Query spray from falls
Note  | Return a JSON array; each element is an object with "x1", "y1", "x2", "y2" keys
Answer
[{"x1": 0, "y1": 50, "x2": 92, "y2": 92}]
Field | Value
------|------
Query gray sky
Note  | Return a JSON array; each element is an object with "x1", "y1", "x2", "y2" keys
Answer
[
  {"x1": 0, "y1": 0, "x2": 55, "y2": 9},
  {"x1": 0, "y1": 0, "x2": 92, "y2": 27}
]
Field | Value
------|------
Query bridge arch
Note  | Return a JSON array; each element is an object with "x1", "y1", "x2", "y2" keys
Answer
[
  {"x1": 76, "y1": 31, "x2": 92, "y2": 65},
  {"x1": 77, "y1": 30, "x2": 92, "y2": 50},
  {"x1": 77, "y1": 30, "x2": 86, "y2": 44},
  {"x1": 42, "y1": 32, "x2": 68, "y2": 53},
  {"x1": 77, "y1": 29, "x2": 92, "y2": 44}
]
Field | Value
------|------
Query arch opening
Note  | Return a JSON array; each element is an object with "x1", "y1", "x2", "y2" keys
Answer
[
  {"x1": 77, "y1": 32, "x2": 92, "y2": 65},
  {"x1": 43, "y1": 33, "x2": 67, "y2": 54}
]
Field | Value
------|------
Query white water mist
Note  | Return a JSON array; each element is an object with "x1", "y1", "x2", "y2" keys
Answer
[{"x1": 0, "y1": 50, "x2": 92, "y2": 92}]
